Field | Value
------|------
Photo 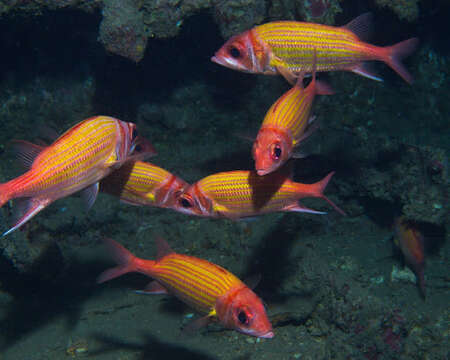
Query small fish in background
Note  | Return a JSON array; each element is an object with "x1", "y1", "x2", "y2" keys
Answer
[
  {"x1": 100, "y1": 161, "x2": 189, "y2": 209},
  {"x1": 97, "y1": 237, "x2": 274, "y2": 338},
  {"x1": 393, "y1": 216, "x2": 426, "y2": 297},
  {"x1": 175, "y1": 165, "x2": 345, "y2": 219},
  {"x1": 0, "y1": 116, "x2": 156, "y2": 236},
  {"x1": 212, "y1": 13, "x2": 419, "y2": 84},
  {"x1": 252, "y1": 50, "x2": 333, "y2": 176}
]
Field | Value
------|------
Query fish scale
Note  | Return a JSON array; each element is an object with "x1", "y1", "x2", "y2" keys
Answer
[
  {"x1": 176, "y1": 169, "x2": 345, "y2": 219},
  {"x1": 212, "y1": 13, "x2": 419, "y2": 84},
  {"x1": 100, "y1": 160, "x2": 188, "y2": 208},
  {"x1": 97, "y1": 237, "x2": 274, "y2": 338},
  {"x1": 0, "y1": 115, "x2": 155, "y2": 235}
]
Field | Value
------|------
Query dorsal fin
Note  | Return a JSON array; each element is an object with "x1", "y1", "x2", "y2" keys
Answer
[
  {"x1": 342, "y1": 13, "x2": 373, "y2": 42},
  {"x1": 154, "y1": 236, "x2": 174, "y2": 260},
  {"x1": 9, "y1": 140, "x2": 46, "y2": 169}
]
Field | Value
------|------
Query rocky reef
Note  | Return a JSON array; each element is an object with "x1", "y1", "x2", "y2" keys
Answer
[
  {"x1": 0, "y1": 0, "x2": 437, "y2": 62},
  {"x1": 0, "y1": 1, "x2": 448, "y2": 359}
]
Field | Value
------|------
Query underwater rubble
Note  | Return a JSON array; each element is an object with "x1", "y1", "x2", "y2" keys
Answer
[{"x1": 0, "y1": 1, "x2": 448, "y2": 359}]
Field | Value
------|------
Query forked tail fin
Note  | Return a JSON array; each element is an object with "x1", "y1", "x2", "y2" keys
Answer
[
  {"x1": 0, "y1": 183, "x2": 10, "y2": 208},
  {"x1": 97, "y1": 238, "x2": 148, "y2": 283},
  {"x1": 384, "y1": 38, "x2": 419, "y2": 84},
  {"x1": 311, "y1": 172, "x2": 346, "y2": 216}
]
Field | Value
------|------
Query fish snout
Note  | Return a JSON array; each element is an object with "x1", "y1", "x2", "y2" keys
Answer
[{"x1": 259, "y1": 330, "x2": 274, "y2": 339}]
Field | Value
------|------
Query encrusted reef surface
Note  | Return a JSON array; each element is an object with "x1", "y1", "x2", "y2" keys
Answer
[
  {"x1": 0, "y1": 0, "x2": 433, "y2": 62},
  {"x1": 0, "y1": 0, "x2": 449, "y2": 359}
]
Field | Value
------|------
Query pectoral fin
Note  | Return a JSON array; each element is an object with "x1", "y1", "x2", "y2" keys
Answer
[
  {"x1": 183, "y1": 313, "x2": 215, "y2": 335},
  {"x1": 276, "y1": 65, "x2": 297, "y2": 85},
  {"x1": 80, "y1": 182, "x2": 99, "y2": 210}
]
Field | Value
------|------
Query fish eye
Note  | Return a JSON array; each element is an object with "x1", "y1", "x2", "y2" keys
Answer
[
  {"x1": 229, "y1": 46, "x2": 241, "y2": 58},
  {"x1": 238, "y1": 311, "x2": 248, "y2": 325},
  {"x1": 271, "y1": 144, "x2": 282, "y2": 160},
  {"x1": 134, "y1": 144, "x2": 142, "y2": 152},
  {"x1": 179, "y1": 197, "x2": 193, "y2": 208}
]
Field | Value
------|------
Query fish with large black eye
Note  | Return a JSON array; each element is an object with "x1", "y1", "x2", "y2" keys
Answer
[
  {"x1": 97, "y1": 237, "x2": 274, "y2": 338},
  {"x1": 252, "y1": 50, "x2": 333, "y2": 176},
  {"x1": 238, "y1": 310, "x2": 249, "y2": 325},
  {"x1": 271, "y1": 144, "x2": 282, "y2": 160},
  {"x1": 211, "y1": 34, "x2": 259, "y2": 73},
  {"x1": 229, "y1": 46, "x2": 241, "y2": 58},
  {"x1": 179, "y1": 196, "x2": 193, "y2": 208}
]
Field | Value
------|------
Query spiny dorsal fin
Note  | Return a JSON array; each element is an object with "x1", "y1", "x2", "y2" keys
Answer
[
  {"x1": 343, "y1": 13, "x2": 373, "y2": 42},
  {"x1": 155, "y1": 236, "x2": 174, "y2": 260},
  {"x1": 9, "y1": 140, "x2": 46, "y2": 169}
]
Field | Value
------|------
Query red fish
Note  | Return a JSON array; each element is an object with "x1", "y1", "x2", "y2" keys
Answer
[
  {"x1": 174, "y1": 166, "x2": 345, "y2": 219},
  {"x1": 393, "y1": 216, "x2": 426, "y2": 297},
  {"x1": 0, "y1": 116, "x2": 155, "y2": 235},
  {"x1": 212, "y1": 13, "x2": 419, "y2": 84},
  {"x1": 98, "y1": 237, "x2": 274, "y2": 338},
  {"x1": 252, "y1": 51, "x2": 333, "y2": 175},
  {"x1": 100, "y1": 161, "x2": 188, "y2": 209}
]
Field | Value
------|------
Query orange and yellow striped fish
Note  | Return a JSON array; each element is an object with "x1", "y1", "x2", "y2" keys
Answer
[
  {"x1": 98, "y1": 237, "x2": 274, "y2": 338},
  {"x1": 393, "y1": 216, "x2": 426, "y2": 297},
  {"x1": 100, "y1": 161, "x2": 189, "y2": 209},
  {"x1": 252, "y1": 52, "x2": 333, "y2": 175},
  {"x1": 212, "y1": 13, "x2": 419, "y2": 84},
  {"x1": 174, "y1": 166, "x2": 345, "y2": 219},
  {"x1": 0, "y1": 116, "x2": 155, "y2": 235}
]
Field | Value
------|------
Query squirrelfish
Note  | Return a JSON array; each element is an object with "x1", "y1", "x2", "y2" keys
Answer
[
  {"x1": 212, "y1": 13, "x2": 419, "y2": 84},
  {"x1": 98, "y1": 237, "x2": 274, "y2": 338},
  {"x1": 393, "y1": 216, "x2": 426, "y2": 297},
  {"x1": 175, "y1": 167, "x2": 345, "y2": 219},
  {"x1": 253, "y1": 52, "x2": 333, "y2": 175},
  {"x1": 100, "y1": 161, "x2": 188, "y2": 209},
  {"x1": 0, "y1": 116, "x2": 155, "y2": 235}
]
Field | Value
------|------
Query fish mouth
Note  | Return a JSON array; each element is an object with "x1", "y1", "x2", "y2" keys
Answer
[
  {"x1": 259, "y1": 330, "x2": 274, "y2": 339},
  {"x1": 211, "y1": 55, "x2": 242, "y2": 71},
  {"x1": 256, "y1": 168, "x2": 270, "y2": 176},
  {"x1": 211, "y1": 55, "x2": 225, "y2": 66}
]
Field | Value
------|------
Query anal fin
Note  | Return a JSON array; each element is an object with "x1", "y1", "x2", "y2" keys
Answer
[
  {"x1": 135, "y1": 280, "x2": 169, "y2": 295},
  {"x1": 350, "y1": 62, "x2": 383, "y2": 82},
  {"x1": 282, "y1": 202, "x2": 327, "y2": 215},
  {"x1": 3, "y1": 198, "x2": 48, "y2": 236}
]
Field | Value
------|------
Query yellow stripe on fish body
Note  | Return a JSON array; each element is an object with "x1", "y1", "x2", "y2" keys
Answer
[
  {"x1": 100, "y1": 161, "x2": 187, "y2": 207},
  {"x1": 21, "y1": 116, "x2": 120, "y2": 195},
  {"x1": 116, "y1": 161, "x2": 172, "y2": 203},
  {"x1": 152, "y1": 254, "x2": 242, "y2": 314},
  {"x1": 262, "y1": 81, "x2": 311, "y2": 146},
  {"x1": 198, "y1": 170, "x2": 301, "y2": 215},
  {"x1": 254, "y1": 21, "x2": 371, "y2": 73}
]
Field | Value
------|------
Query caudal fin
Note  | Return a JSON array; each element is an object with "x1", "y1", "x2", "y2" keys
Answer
[
  {"x1": 0, "y1": 183, "x2": 12, "y2": 208},
  {"x1": 312, "y1": 172, "x2": 346, "y2": 216},
  {"x1": 384, "y1": 38, "x2": 419, "y2": 84},
  {"x1": 97, "y1": 238, "x2": 140, "y2": 283}
]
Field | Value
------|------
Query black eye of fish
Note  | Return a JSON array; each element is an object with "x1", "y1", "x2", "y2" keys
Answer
[
  {"x1": 229, "y1": 47, "x2": 241, "y2": 58},
  {"x1": 134, "y1": 144, "x2": 142, "y2": 152},
  {"x1": 180, "y1": 198, "x2": 192, "y2": 208},
  {"x1": 273, "y1": 145, "x2": 282, "y2": 160},
  {"x1": 238, "y1": 311, "x2": 248, "y2": 325}
]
